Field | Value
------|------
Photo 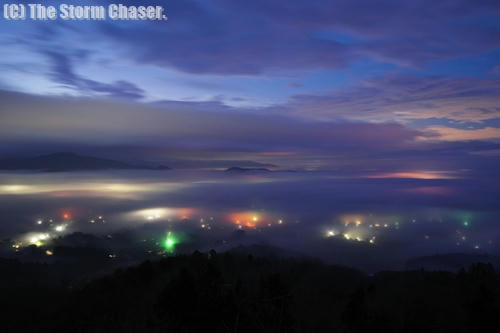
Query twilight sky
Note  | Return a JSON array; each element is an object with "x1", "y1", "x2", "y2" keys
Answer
[{"x1": 1, "y1": 0, "x2": 500, "y2": 175}]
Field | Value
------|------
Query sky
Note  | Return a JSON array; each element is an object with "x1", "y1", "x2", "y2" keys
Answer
[{"x1": 1, "y1": 0, "x2": 500, "y2": 175}]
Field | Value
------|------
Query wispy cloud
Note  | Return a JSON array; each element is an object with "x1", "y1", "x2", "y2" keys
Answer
[{"x1": 42, "y1": 50, "x2": 144, "y2": 99}]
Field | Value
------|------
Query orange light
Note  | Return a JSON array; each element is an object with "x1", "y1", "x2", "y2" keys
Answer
[
  {"x1": 227, "y1": 211, "x2": 266, "y2": 229},
  {"x1": 365, "y1": 171, "x2": 457, "y2": 180},
  {"x1": 176, "y1": 207, "x2": 197, "y2": 220},
  {"x1": 63, "y1": 213, "x2": 70, "y2": 219}
]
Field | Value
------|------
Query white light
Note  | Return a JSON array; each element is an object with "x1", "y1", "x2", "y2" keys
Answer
[
  {"x1": 38, "y1": 233, "x2": 49, "y2": 240},
  {"x1": 37, "y1": 220, "x2": 43, "y2": 225},
  {"x1": 55, "y1": 225, "x2": 66, "y2": 232}
]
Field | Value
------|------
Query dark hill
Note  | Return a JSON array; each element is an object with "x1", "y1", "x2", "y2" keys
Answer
[
  {"x1": 405, "y1": 253, "x2": 500, "y2": 271},
  {"x1": 1, "y1": 250, "x2": 500, "y2": 332},
  {"x1": 0, "y1": 152, "x2": 170, "y2": 172}
]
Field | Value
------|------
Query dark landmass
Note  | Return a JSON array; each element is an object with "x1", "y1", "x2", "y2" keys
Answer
[
  {"x1": 0, "y1": 152, "x2": 170, "y2": 172},
  {"x1": 225, "y1": 166, "x2": 272, "y2": 173},
  {"x1": 163, "y1": 159, "x2": 277, "y2": 169},
  {"x1": 1, "y1": 246, "x2": 499, "y2": 333},
  {"x1": 406, "y1": 253, "x2": 500, "y2": 271}
]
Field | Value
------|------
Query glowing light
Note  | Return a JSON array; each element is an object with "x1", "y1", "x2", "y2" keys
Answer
[
  {"x1": 36, "y1": 220, "x2": 43, "y2": 225},
  {"x1": 463, "y1": 221, "x2": 469, "y2": 227},
  {"x1": 125, "y1": 207, "x2": 196, "y2": 222},
  {"x1": 278, "y1": 219, "x2": 283, "y2": 224},
  {"x1": 163, "y1": 232, "x2": 179, "y2": 252},
  {"x1": 63, "y1": 213, "x2": 70, "y2": 219},
  {"x1": 55, "y1": 224, "x2": 67, "y2": 232},
  {"x1": 326, "y1": 230, "x2": 335, "y2": 237},
  {"x1": 344, "y1": 233, "x2": 351, "y2": 240},
  {"x1": 227, "y1": 211, "x2": 267, "y2": 229},
  {"x1": 0, "y1": 185, "x2": 30, "y2": 194},
  {"x1": 365, "y1": 171, "x2": 457, "y2": 180},
  {"x1": 45, "y1": 250, "x2": 53, "y2": 256},
  {"x1": 29, "y1": 236, "x2": 43, "y2": 247}
]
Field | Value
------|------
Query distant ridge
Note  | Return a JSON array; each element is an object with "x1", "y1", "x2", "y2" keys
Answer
[
  {"x1": 405, "y1": 253, "x2": 500, "y2": 271},
  {"x1": 0, "y1": 152, "x2": 170, "y2": 172},
  {"x1": 225, "y1": 166, "x2": 272, "y2": 173}
]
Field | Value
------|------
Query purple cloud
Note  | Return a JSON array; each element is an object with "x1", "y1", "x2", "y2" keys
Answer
[
  {"x1": 271, "y1": 75, "x2": 500, "y2": 122},
  {"x1": 43, "y1": 50, "x2": 145, "y2": 99},
  {"x1": 93, "y1": 0, "x2": 500, "y2": 74}
]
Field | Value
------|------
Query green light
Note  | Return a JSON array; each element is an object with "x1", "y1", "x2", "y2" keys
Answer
[
  {"x1": 463, "y1": 221, "x2": 469, "y2": 227},
  {"x1": 163, "y1": 232, "x2": 178, "y2": 252}
]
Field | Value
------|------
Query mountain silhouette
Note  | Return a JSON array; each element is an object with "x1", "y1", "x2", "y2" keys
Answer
[{"x1": 0, "y1": 152, "x2": 170, "y2": 172}]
